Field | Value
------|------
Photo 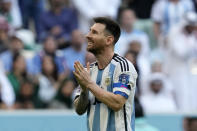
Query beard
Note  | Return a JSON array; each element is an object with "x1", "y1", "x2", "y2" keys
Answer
[
  {"x1": 86, "y1": 39, "x2": 105, "y2": 55},
  {"x1": 86, "y1": 44, "x2": 104, "y2": 55}
]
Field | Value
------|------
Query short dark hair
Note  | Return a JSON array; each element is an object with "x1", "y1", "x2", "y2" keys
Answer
[
  {"x1": 117, "y1": 6, "x2": 135, "y2": 24},
  {"x1": 93, "y1": 17, "x2": 121, "y2": 44}
]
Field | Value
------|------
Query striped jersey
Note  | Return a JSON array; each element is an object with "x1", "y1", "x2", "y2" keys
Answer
[
  {"x1": 151, "y1": 0, "x2": 194, "y2": 35},
  {"x1": 74, "y1": 53, "x2": 138, "y2": 131}
]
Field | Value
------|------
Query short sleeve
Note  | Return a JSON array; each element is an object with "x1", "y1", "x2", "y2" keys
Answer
[{"x1": 113, "y1": 62, "x2": 137, "y2": 99}]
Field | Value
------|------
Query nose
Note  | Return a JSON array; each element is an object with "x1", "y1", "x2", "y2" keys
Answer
[
  {"x1": 86, "y1": 32, "x2": 91, "y2": 40},
  {"x1": 86, "y1": 32, "x2": 90, "y2": 38}
]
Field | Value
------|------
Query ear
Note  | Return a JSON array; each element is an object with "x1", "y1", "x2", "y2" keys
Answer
[{"x1": 106, "y1": 36, "x2": 114, "y2": 46}]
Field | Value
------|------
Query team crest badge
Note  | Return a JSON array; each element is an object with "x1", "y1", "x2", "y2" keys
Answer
[
  {"x1": 105, "y1": 76, "x2": 111, "y2": 86},
  {"x1": 119, "y1": 74, "x2": 130, "y2": 84}
]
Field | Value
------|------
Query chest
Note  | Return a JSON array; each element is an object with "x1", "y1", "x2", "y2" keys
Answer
[{"x1": 88, "y1": 64, "x2": 116, "y2": 104}]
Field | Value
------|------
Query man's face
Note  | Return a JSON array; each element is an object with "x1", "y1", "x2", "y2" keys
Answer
[
  {"x1": 121, "y1": 10, "x2": 135, "y2": 27},
  {"x1": 11, "y1": 39, "x2": 23, "y2": 52},
  {"x1": 86, "y1": 23, "x2": 107, "y2": 54},
  {"x1": 71, "y1": 30, "x2": 84, "y2": 47},
  {"x1": 44, "y1": 37, "x2": 57, "y2": 54},
  {"x1": 150, "y1": 81, "x2": 163, "y2": 94}
]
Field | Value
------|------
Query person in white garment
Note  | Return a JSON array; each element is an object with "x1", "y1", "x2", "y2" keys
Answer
[
  {"x1": 72, "y1": 0, "x2": 121, "y2": 34},
  {"x1": 73, "y1": 17, "x2": 137, "y2": 131},
  {"x1": 140, "y1": 73, "x2": 177, "y2": 114},
  {"x1": 151, "y1": 0, "x2": 194, "y2": 41},
  {"x1": 164, "y1": 12, "x2": 197, "y2": 111},
  {"x1": 0, "y1": 60, "x2": 15, "y2": 108},
  {"x1": 115, "y1": 7, "x2": 151, "y2": 93}
]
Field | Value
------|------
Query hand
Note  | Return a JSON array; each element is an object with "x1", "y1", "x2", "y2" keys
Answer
[{"x1": 73, "y1": 61, "x2": 92, "y2": 91}]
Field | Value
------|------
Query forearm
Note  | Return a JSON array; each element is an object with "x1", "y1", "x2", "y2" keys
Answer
[
  {"x1": 74, "y1": 90, "x2": 89, "y2": 115},
  {"x1": 87, "y1": 82, "x2": 125, "y2": 111}
]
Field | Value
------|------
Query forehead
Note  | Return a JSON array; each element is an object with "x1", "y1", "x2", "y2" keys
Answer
[{"x1": 90, "y1": 23, "x2": 106, "y2": 33}]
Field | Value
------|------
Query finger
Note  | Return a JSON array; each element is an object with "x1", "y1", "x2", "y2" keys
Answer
[
  {"x1": 73, "y1": 71, "x2": 80, "y2": 80},
  {"x1": 74, "y1": 63, "x2": 81, "y2": 74},
  {"x1": 86, "y1": 62, "x2": 90, "y2": 73},
  {"x1": 77, "y1": 61, "x2": 85, "y2": 71},
  {"x1": 75, "y1": 61, "x2": 83, "y2": 72}
]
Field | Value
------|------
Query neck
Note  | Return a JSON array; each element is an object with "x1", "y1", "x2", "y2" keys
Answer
[
  {"x1": 14, "y1": 70, "x2": 23, "y2": 77},
  {"x1": 122, "y1": 25, "x2": 133, "y2": 33},
  {"x1": 95, "y1": 48, "x2": 114, "y2": 69}
]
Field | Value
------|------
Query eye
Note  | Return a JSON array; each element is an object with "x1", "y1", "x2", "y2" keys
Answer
[{"x1": 92, "y1": 30, "x2": 98, "y2": 34}]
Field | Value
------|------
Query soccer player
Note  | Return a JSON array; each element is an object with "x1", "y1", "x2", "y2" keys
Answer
[{"x1": 73, "y1": 17, "x2": 138, "y2": 131}]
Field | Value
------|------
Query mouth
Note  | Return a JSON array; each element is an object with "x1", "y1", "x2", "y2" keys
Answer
[{"x1": 87, "y1": 40, "x2": 94, "y2": 45}]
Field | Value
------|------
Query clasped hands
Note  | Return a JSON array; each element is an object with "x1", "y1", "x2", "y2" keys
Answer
[{"x1": 73, "y1": 61, "x2": 93, "y2": 91}]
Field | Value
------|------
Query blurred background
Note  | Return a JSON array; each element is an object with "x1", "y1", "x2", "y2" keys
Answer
[{"x1": 0, "y1": 0, "x2": 197, "y2": 130}]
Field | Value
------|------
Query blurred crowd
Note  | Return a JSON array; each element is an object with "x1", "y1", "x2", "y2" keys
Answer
[{"x1": 0, "y1": 0, "x2": 197, "y2": 115}]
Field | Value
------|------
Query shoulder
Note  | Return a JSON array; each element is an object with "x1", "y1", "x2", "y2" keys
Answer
[
  {"x1": 63, "y1": 48, "x2": 73, "y2": 56},
  {"x1": 83, "y1": 61, "x2": 97, "y2": 71},
  {"x1": 112, "y1": 54, "x2": 137, "y2": 76},
  {"x1": 63, "y1": 47, "x2": 72, "y2": 52},
  {"x1": 86, "y1": 61, "x2": 97, "y2": 69},
  {"x1": 0, "y1": 51, "x2": 11, "y2": 58},
  {"x1": 112, "y1": 54, "x2": 129, "y2": 71}
]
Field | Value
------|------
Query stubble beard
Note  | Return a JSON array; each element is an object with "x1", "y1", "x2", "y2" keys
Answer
[{"x1": 87, "y1": 46, "x2": 103, "y2": 56}]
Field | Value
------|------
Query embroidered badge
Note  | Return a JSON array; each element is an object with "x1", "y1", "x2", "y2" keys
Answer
[
  {"x1": 119, "y1": 74, "x2": 130, "y2": 84},
  {"x1": 105, "y1": 76, "x2": 111, "y2": 86}
]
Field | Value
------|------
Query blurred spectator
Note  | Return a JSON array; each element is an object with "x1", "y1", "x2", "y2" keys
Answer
[
  {"x1": 15, "y1": 29, "x2": 37, "y2": 50},
  {"x1": 140, "y1": 73, "x2": 177, "y2": 113},
  {"x1": 0, "y1": 60, "x2": 15, "y2": 108},
  {"x1": 184, "y1": 117, "x2": 197, "y2": 131},
  {"x1": 85, "y1": 52, "x2": 96, "y2": 64},
  {"x1": 122, "y1": 0, "x2": 157, "y2": 48},
  {"x1": 0, "y1": 0, "x2": 22, "y2": 29},
  {"x1": 63, "y1": 30, "x2": 86, "y2": 77},
  {"x1": 151, "y1": 60, "x2": 163, "y2": 73},
  {"x1": 0, "y1": 16, "x2": 9, "y2": 53},
  {"x1": 7, "y1": 52, "x2": 29, "y2": 99},
  {"x1": 151, "y1": 0, "x2": 194, "y2": 43},
  {"x1": 193, "y1": 0, "x2": 197, "y2": 12},
  {"x1": 37, "y1": 0, "x2": 78, "y2": 47},
  {"x1": 164, "y1": 12, "x2": 197, "y2": 111},
  {"x1": 38, "y1": 55, "x2": 59, "y2": 108},
  {"x1": 30, "y1": 36, "x2": 66, "y2": 77},
  {"x1": 125, "y1": 40, "x2": 150, "y2": 96},
  {"x1": 14, "y1": 79, "x2": 37, "y2": 109},
  {"x1": 122, "y1": 0, "x2": 156, "y2": 19},
  {"x1": 115, "y1": 7, "x2": 150, "y2": 59},
  {"x1": 125, "y1": 50, "x2": 140, "y2": 96},
  {"x1": 135, "y1": 96, "x2": 159, "y2": 131},
  {"x1": 18, "y1": 0, "x2": 45, "y2": 38},
  {"x1": 0, "y1": 36, "x2": 24, "y2": 72},
  {"x1": 50, "y1": 79, "x2": 75, "y2": 109},
  {"x1": 72, "y1": 0, "x2": 120, "y2": 33}
]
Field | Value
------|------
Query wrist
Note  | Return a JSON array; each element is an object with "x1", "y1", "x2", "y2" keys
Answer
[{"x1": 86, "y1": 80, "x2": 95, "y2": 90}]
